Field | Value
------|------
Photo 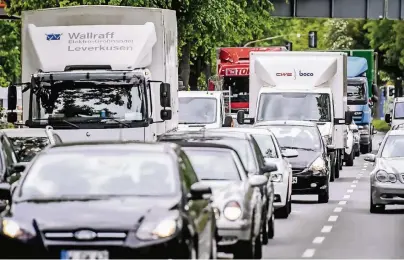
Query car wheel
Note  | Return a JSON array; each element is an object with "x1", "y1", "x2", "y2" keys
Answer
[
  {"x1": 275, "y1": 193, "x2": 290, "y2": 219},
  {"x1": 288, "y1": 198, "x2": 292, "y2": 214},
  {"x1": 330, "y1": 163, "x2": 335, "y2": 182},
  {"x1": 335, "y1": 159, "x2": 340, "y2": 178},
  {"x1": 254, "y1": 230, "x2": 263, "y2": 259},
  {"x1": 318, "y1": 185, "x2": 329, "y2": 203},
  {"x1": 261, "y1": 216, "x2": 268, "y2": 245},
  {"x1": 233, "y1": 235, "x2": 254, "y2": 259},
  {"x1": 267, "y1": 211, "x2": 275, "y2": 239},
  {"x1": 370, "y1": 196, "x2": 385, "y2": 213},
  {"x1": 346, "y1": 150, "x2": 354, "y2": 166},
  {"x1": 355, "y1": 149, "x2": 360, "y2": 157}
]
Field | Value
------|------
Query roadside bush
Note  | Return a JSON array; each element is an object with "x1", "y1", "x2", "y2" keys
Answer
[{"x1": 372, "y1": 119, "x2": 390, "y2": 132}]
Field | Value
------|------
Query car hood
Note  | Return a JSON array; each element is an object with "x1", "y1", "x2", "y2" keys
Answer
[
  {"x1": 378, "y1": 158, "x2": 404, "y2": 173},
  {"x1": 199, "y1": 180, "x2": 245, "y2": 204},
  {"x1": 8, "y1": 196, "x2": 180, "y2": 231},
  {"x1": 287, "y1": 150, "x2": 322, "y2": 169}
]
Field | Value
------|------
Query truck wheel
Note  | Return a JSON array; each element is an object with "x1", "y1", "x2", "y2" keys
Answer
[
  {"x1": 345, "y1": 150, "x2": 354, "y2": 166},
  {"x1": 355, "y1": 149, "x2": 360, "y2": 157}
]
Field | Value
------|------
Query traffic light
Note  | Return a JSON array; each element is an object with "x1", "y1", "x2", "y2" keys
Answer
[
  {"x1": 308, "y1": 31, "x2": 317, "y2": 48},
  {"x1": 285, "y1": 41, "x2": 293, "y2": 51}
]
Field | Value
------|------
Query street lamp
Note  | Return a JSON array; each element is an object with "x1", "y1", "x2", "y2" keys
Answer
[{"x1": 243, "y1": 33, "x2": 301, "y2": 47}]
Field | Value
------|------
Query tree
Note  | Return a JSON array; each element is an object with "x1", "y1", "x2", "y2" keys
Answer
[{"x1": 0, "y1": 20, "x2": 20, "y2": 87}]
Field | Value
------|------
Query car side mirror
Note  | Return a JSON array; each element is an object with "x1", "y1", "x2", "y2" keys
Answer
[
  {"x1": 281, "y1": 149, "x2": 298, "y2": 158},
  {"x1": 364, "y1": 153, "x2": 376, "y2": 162},
  {"x1": 160, "y1": 109, "x2": 172, "y2": 121},
  {"x1": 385, "y1": 113, "x2": 391, "y2": 123},
  {"x1": 326, "y1": 144, "x2": 335, "y2": 153},
  {"x1": 345, "y1": 111, "x2": 353, "y2": 125},
  {"x1": 0, "y1": 183, "x2": 11, "y2": 201},
  {"x1": 189, "y1": 182, "x2": 212, "y2": 200},
  {"x1": 262, "y1": 162, "x2": 278, "y2": 173},
  {"x1": 159, "y1": 83, "x2": 171, "y2": 108},
  {"x1": 223, "y1": 115, "x2": 233, "y2": 127},
  {"x1": 7, "y1": 85, "x2": 17, "y2": 111},
  {"x1": 7, "y1": 112, "x2": 17, "y2": 123},
  {"x1": 248, "y1": 175, "x2": 268, "y2": 187}
]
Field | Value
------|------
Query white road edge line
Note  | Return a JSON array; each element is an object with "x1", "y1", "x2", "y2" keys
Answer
[
  {"x1": 339, "y1": 201, "x2": 347, "y2": 205},
  {"x1": 321, "y1": 225, "x2": 333, "y2": 233},
  {"x1": 302, "y1": 249, "x2": 316, "y2": 258},
  {"x1": 328, "y1": 215, "x2": 338, "y2": 222},
  {"x1": 312, "y1": 237, "x2": 325, "y2": 244},
  {"x1": 343, "y1": 195, "x2": 350, "y2": 199},
  {"x1": 334, "y1": 207, "x2": 343, "y2": 212}
]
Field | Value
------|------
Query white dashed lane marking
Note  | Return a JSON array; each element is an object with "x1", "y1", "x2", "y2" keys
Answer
[
  {"x1": 312, "y1": 236, "x2": 325, "y2": 244},
  {"x1": 347, "y1": 189, "x2": 354, "y2": 193},
  {"x1": 351, "y1": 184, "x2": 356, "y2": 188},
  {"x1": 343, "y1": 195, "x2": 350, "y2": 199},
  {"x1": 321, "y1": 225, "x2": 333, "y2": 233},
  {"x1": 328, "y1": 215, "x2": 338, "y2": 222},
  {"x1": 302, "y1": 249, "x2": 316, "y2": 258},
  {"x1": 353, "y1": 180, "x2": 358, "y2": 184},
  {"x1": 338, "y1": 201, "x2": 347, "y2": 205},
  {"x1": 334, "y1": 207, "x2": 343, "y2": 212}
]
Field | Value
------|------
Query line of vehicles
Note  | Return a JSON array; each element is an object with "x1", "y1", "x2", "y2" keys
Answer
[{"x1": 0, "y1": 5, "x2": 381, "y2": 259}]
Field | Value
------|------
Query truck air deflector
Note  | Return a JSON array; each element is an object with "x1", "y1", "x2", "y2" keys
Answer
[
  {"x1": 347, "y1": 57, "x2": 368, "y2": 78},
  {"x1": 28, "y1": 23, "x2": 157, "y2": 71}
]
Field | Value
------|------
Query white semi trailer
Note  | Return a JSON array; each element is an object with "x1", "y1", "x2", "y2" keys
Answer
[
  {"x1": 7, "y1": 6, "x2": 179, "y2": 142},
  {"x1": 237, "y1": 51, "x2": 352, "y2": 181}
]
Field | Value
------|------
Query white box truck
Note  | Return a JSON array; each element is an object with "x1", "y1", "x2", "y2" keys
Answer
[
  {"x1": 6, "y1": 5, "x2": 178, "y2": 142},
  {"x1": 236, "y1": 51, "x2": 352, "y2": 180}
]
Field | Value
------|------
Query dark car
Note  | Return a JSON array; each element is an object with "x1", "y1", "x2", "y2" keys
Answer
[
  {"x1": 256, "y1": 121, "x2": 333, "y2": 203},
  {"x1": 168, "y1": 142, "x2": 268, "y2": 259},
  {"x1": 158, "y1": 130, "x2": 277, "y2": 246},
  {"x1": 0, "y1": 141, "x2": 217, "y2": 259}
]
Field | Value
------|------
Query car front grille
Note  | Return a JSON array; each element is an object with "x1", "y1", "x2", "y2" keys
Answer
[{"x1": 43, "y1": 231, "x2": 127, "y2": 242}]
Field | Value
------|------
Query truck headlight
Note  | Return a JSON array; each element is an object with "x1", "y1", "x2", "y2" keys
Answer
[
  {"x1": 309, "y1": 157, "x2": 326, "y2": 173},
  {"x1": 270, "y1": 172, "x2": 283, "y2": 182},
  {"x1": 136, "y1": 217, "x2": 180, "y2": 240},
  {"x1": 223, "y1": 201, "x2": 242, "y2": 221}
]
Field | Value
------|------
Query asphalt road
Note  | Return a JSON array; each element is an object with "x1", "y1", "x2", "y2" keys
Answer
[{"x1": 262, "y1": 133, "x2": 404, "y2": 259}]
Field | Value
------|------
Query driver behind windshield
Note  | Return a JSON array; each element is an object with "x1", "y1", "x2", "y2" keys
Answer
[{"x1": 269, "y1": 126, "x2": 321, "y2": 151}]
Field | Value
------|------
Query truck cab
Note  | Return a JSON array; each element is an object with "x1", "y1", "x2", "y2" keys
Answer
[
  {"x1": 178, "y1": 91, "x2": 233, "y2": 131},
  {"x1": 385, "y1": 97, "x2": 404, "y2": 128}
]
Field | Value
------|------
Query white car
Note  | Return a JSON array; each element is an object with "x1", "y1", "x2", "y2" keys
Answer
[
  {"x1": 343, "y1": 124, "x2": 355, "y2": 166},
  {"x1": 208, "y1": 127, "x2": 297, "y2": 218}
]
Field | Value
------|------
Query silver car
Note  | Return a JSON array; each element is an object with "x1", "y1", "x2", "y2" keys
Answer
[
  {"x1": 365, "y1": 129, "x2": 404, "y2": 213},
  {"x1": 179, "y1": 142, "x2": 268, "y2": 259}
]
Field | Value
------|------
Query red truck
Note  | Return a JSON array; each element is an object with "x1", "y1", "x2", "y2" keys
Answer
[{"x1": 208, "y1": 47, "x2": 288, "y2": 113}]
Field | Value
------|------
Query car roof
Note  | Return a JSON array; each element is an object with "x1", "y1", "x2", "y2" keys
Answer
[
  {"x1": 1, "y1": 128, "x2": 49, "y2": 138},
  {"x1": 208, "y1": 127, "x2": 274, "y2": 136},
  {"x1": 387, "y1": 129, "x2": 404, "y2": 136},
  {"x1": 168, "y1": 141, "x2": 239, "y2": 153},
  {"x1": 159, "y1": 130, "x2": 249, "y2": 140},
  {"x1": 46, "y1": 141, "x2": 181, "y2": 154},
  {"x1": 178, "y1": 90, "x2": 221, "y2": 99},
  {"x1": 254, "y1": 120, "x2": 318, "y2": 127}
]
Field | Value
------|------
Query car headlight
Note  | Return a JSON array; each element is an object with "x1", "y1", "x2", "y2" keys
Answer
[
  {"x1": 309, "y1": 157, "x2": 326, "y2": 173},
  {"x1": 136, "y1": 218, "x2": 180, "y2": 240},
  {"x1": 375, "y1": 170, "x2": 397, "y2": 183},
  {"x1": 270, "y1": 172, "x2": 283, "y2": 182},
  {"x1": 2, "y1": 219, "x2": 34, "y2": 240},
  {"x1": 223, "y1": 201, "x2": 242, "y2": 221}
]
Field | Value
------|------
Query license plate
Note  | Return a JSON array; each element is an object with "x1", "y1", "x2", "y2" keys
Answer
[
  {"x1": 61, "y1": 250, "x2": 109, "y2": 260},
  {"x1": 292, "y1": 177, "x2": 297, "y2": 184}
]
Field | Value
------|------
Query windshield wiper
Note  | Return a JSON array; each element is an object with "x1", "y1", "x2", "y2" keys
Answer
[
  {"x1": 102, "y1": 118, "x2": 130, "y2": 128},
  {"x1": 34, "y1": 119, "x2": 80, "y2": 129}
]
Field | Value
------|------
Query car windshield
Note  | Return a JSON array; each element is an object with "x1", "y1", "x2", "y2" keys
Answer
[
  {"x1": 394, "y1": 102, "x2": 404, "y2": 119},
  {"x1": 19, "y1": 150, "x2": 178, "y2": 200},
  {"x1": 251, "y1": 134, "x2": 278, "y2": 158},
  {"x1": 203, "y1": 138, "x2": 256, "y2": 172},
  {"x1": 33, "y1": 82, "x2": 145, "y2": 123},
  {"x1": 381, "y1": 135, "x2": 404, "y2": 158},
  {"x1": 257, "y1": 93, "x2": 331, "y2": 122},
  {"x1": 183, "y1": 148, "x2": 241, "y2": 181},
  {"x1": 179, "y1": 97, "x2": 217, "y2": 124},
  {"x1": 348, "y1": 83, "x2": 367, "y2": 105},
  {"x1": 267, "y1": 125, "x2": 322, "y2": 151},
  {"x1": 9, "y1": 137, "x2": 49, "y2": 162}
]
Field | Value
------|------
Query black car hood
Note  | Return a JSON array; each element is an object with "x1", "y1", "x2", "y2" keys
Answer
[
  {"x1": 287, "y1": 150, "x2": 322, "y2": 169},
  {"x1": 8, "y1": 196, "x2": 180, "y2": 231}
]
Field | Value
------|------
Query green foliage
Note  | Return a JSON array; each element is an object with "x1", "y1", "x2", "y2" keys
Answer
[
  {"x1": 372, "y1": 119, "x2": 390, "y2": 132},
  {"x1": 0, "y1": 20, "x2": 20, "y2": 87}
]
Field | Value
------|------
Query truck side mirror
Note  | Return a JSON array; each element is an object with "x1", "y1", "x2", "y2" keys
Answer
[
  {"x1": 7, "y1": 85, "x2": 17, "y2": 111},
  {"x1": 237, "y1": 110, "x2": 245, "y2": 125},
  {"x1": 385, "y1": 113, "x2": 391, "y2": 123},
  {"x1": 7, "y1": 112, "x2": 17, "y2": 123},
  {"x1": 345, "y1": 111, "x2": 353, "y2": 125},
  {"x1": 160, "y1": 109, "x2": 172, "y2": 121},
  {"x1": 160, "y1": 83, "x2": 171, "y2": 107}
]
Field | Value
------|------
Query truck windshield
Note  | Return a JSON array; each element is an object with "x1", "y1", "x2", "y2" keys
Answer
[
  {"x1": 32, "y1": 82, "x2": 145, "y2": 125},
  {"x1": 394, "y1": 102, "x2": 404, "y2": 119},
  {"x1": 348, "y1": 83, "x2": 367, "y2": 105},
  {"x1": 179, "y1": 97, "x2": 217, "y2": 124},
  {"x1": 257, "y1": 93, "x2": 331, "y2": 122},
  {"x1": 223, "y1": 76, "x2": 249, "y2": 103}
]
